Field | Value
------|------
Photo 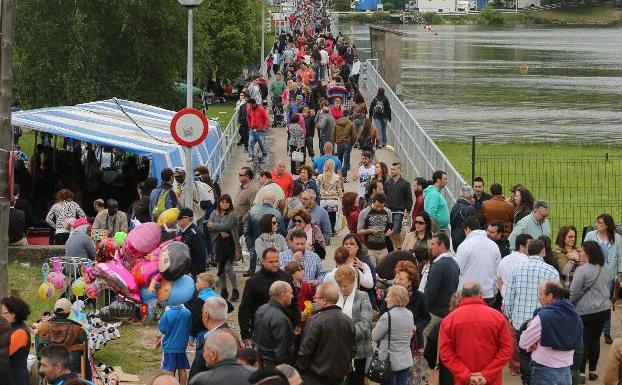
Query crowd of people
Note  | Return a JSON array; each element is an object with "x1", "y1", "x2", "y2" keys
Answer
[{"x1": 4, "y1": 1, "x2": 622, "y2": 385}]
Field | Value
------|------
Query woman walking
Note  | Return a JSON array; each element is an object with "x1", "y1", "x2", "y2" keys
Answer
[
  {"x1": 369, "y1": 87, "x2": 391, "y2": 148},
  {"x1": 316, "y1": 159, "x2": 342, "y2": 235},
  {"x1": 287, "y1": 114, "x2": 306, "y2": 174},
  {"x1": 554, "y1": 225, "x2": 580, "y2": 288},
  {"x1": 402, "y1": 211, "x2": 432, "y2": 252},
  {"x1": 570, "y1": 240, "x2": 612, "y2": 381},
  {"x1": 1, "y1": 296, "x2": 31, "y2": 385},
  {"x1": 372, "y1": 285, "x2": 414, "y2": 385},
  {"x1": 45, "y1": 188, "x2": 86, "y2": 245},
  {"x1": 358, "y1": 118, "x2": 378, "y2": 159},
  {"x1": 207, "y1": 194, "x2": 240, "y2": 301}
]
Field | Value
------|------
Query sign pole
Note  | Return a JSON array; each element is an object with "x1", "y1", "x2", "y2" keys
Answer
[{"x1": 184, "y1": 7, "x2": 194, "y2": 209}]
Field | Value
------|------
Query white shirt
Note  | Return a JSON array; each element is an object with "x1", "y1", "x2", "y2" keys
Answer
[
  {"x1": 357, "y1": 164, "x2": 375, "y2": 198},
  {"x1": 320, "y1": 49, "x2": 329, "y2": 65},
  {"x1": 497, "y1": 251, "x2": 528, "y2": 299},
  {"x1": 323, "y1": 263, "x2": 374, "y2": 289},
  {"x1": 454, "y1": 230, "x2": 501, "y2": 299},
  {"x1": 351, "y1": 61, "x2": 361, "y2": 76}
]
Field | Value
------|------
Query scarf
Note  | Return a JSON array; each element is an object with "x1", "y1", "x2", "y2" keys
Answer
[
  {"x1": 534, "y1": 299, "x2": 583, "y2": 351},
  {"x1": 337, "y1": 291, "x2": 355, "y2": 318}
]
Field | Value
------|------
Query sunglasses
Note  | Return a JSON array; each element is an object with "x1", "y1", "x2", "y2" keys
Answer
[
  {"x1": 294, "y1": 219, "x2": 304, "y2": 223},
  {"x1": 414, "y1": 221, "x2": 426, "y2": 225}
]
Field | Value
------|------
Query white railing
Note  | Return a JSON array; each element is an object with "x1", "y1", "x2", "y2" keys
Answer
[
  {"x1": 206, "y1": 109, "x2": 239, "y2": 181},
  {"x1": 362, "y1": 59, "x2": 467, "y2": 206}
]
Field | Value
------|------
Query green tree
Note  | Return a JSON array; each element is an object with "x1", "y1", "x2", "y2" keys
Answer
[{"x1": 14, "y1": 1, "x2": 187, "y2": 109}]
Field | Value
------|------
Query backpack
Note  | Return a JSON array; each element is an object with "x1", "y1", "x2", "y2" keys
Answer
[
  {"x1": 152, "y1": 188, "x2": 170, "y2": 219},
  {"x1": 359, "y1": 135, "x2": 373, "y2": 151},
  {"x1": 372, "y1": 99, "x2": 384, "y2": 118}
]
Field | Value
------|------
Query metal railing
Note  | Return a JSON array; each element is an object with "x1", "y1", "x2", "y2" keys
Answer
[
  {"x1": 362, "y1": 59, "x2": 467, "y2": 206},
  {"x1": 206, "y1": 109, "x2": 239, "y2": 182}
]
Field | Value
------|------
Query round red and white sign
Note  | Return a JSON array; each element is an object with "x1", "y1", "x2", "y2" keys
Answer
[{"x1": 170, "y1": 108, "x2": 209, "y2": 147}]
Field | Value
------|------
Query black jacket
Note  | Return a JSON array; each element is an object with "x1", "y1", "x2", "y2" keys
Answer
[
  {"x1": 424, "y1": 256, "x2": 459, "y2": 318},
  {"x1": 253, "y1": 299, "x2": 294, "y2": 366},
  {"x1": 384, "y1": 176, "x2": 413, "y2": 212},
  {"x1": 495, "y1": 238, "x2": 511, "y2": 258},
  {"x1": 379, "y1": 287, "x2": 430, "y2": 350},
  {"x1": 369, "y1": 95, "x2": 392, "y2": 121},
  {"x1": 297, "y1": 305, "x2": 355, "y2": 382},
  {"x1": 449, "y1": 198, "x2": 476, "y2": 252},
  {"x1": 238, "y1": 102, "x2": 249, "y2": 128},
  {"x1": 189, "y1": 323, "x2": 232, "y2": 380},
  {"x1": 474, "y1": 191, "x2": 492, "y2": 211},
  {"x1": 238, "y1": 268, "x2": 300, "y2": 340},
  {"x1": 423, "y1": 322, "x2": 454, "y2": 385},
  {"x1": 189, "y1": 359, "x2": 253, "y2": 385},
  {"x1": 181, "y1": 223, "x2": 207, "y2": 277}
]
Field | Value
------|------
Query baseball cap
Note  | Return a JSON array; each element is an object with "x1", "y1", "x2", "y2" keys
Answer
[
  {"x1": 178, "y1": 207, "x2": 194, "y2": 219},
  {"x1": 54, "y1": 298, "x2": 72, "y2": 315}
]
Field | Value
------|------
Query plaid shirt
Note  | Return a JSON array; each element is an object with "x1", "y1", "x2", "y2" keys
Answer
[
  {"x1": 279, "y1": 249, "x2": 326, "y2": 284},
  {"x1": 504, "y1": 255, "x2": 559, "y2": 329}
]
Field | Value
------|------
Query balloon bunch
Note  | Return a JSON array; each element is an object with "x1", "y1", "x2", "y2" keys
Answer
[
  {"x1": 39, "y1": 260, "x2": 66, "y2": 300},
  {"x1": 80, "y1": 209, "x2": 194, "y2": 323}
]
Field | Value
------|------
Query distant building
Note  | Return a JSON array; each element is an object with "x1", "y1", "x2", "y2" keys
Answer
[
  {"x1": 354, "y1": 0, "x2": 380, "y2": 11},
  {"x1": 418, "y1": 0, "x2": 456, "y2": 12}
]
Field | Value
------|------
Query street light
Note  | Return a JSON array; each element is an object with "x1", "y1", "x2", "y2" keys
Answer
[{"x1": 179, "y1": 0, "x2": 203, "y2": 209}]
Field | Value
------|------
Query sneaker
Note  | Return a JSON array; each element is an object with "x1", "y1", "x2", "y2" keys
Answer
[{"x1": 589, "y1": 373, "x2": 598, "y2": 381}]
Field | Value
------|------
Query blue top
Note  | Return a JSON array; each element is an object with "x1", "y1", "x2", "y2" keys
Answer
[
  {"x1": 158, "y1": 305, "x2": 191, "y2": 353},
  {"x1": 423, "y1": 185, "x2": 449, "y2": 230},
  {"x1": 198, "y1": 287, "x2": 220, "y2": 301},
  {"x1": 313, "y1": 155, "x2": 342, "y2": 174}
]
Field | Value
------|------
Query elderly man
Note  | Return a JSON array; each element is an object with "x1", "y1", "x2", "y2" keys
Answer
[
  {"x1": 508, "y1": 200, "x2": 552, "y2": 251},
  {"x1": 271, "y1": 160, "x2": 295, "y2": 198},
  {"x1": 254, "y1": 281, "x2": 295, "y2": 366},
  {"x1": 189, "y1": 297, "x2": 233, "y2": 380},
  {"x1": 244, "y1": 191, "x2": 286, "y2": 277},
  {"x1": 288, "y1": 189, "x2": 332, "y2": 244},
  {"x1": 189, "y1": 332, "x2": 253, "y2": 385},
  {"x1": 439, "y1": 281, "x2": 512, "y2": 385},
  {"x1": 92, "y1": 198, "x2": 128, "y2": 234},
  {"x1": 298, "y1": 282, "x2": 355, "y2": 385},
  {"x1": 279, "y1": 230, "x2": 326, "y2": 285},
  {"x1": 253, "y1": 171, "x2": 286, "y2": 208}
]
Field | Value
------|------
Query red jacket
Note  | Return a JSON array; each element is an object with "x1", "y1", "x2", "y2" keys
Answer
[
  {"x1": 247, "y1": 105, "x2": 269, "y2": 131},
  {"x1": 346, "y1": 207, "x2": 361, "y2": 234},
  {"x1": 296, "y1": 281, "x2": 315, "y2": 312},
  {"x1": 439, "y1": 297, "x2": 512, "y2": 385},
  {"x1": 271, "y1": 171, "x2": 294, "y2": 198}
]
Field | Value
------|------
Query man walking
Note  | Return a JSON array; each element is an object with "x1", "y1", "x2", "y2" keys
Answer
[
  {"x1": 508, "y1": 200, "x2": 552, "y2": 251},
  {"x1": 487, "y1": 220, "x2": 511, "y2": 257},
  {"x1": 423, "y1": 232, "x2": 459, "y2": 337},
  {"x1": 424, "y1": 170, "x2": 450, "y2": 233},
  {"x1": 234, "y1": 167, "x2": 259, "y2": 221},
  {"x1": 315, "y1": 101, "x2": 335, "y2": 155},
  {"x1": 384, "y1": 163, "x2": 412, "y2": 250},
  {"x1": 472, "y1": 176, "x2": 491, "y2": 210},
  {"x1": 247, "y1": 98, "x2": 270, "y2": 162},
  {"x1": 150, "y1": 168, "x2": 179, "y2": 221},
  {"x1": 332, "y1": 110, "x2": 357, "y2": 182},
  {"x1": 519, "y1": 280, "x2": 582, "y2": 385},
  {"x1": 177, "y1": 207, "x2": 207, "y2": 278},
  {"x1": 454, "y1": 215, "x2": 501, "y2": 306},
  {"x1": 353, "y1": 151, "x2": 375, "y2": 209},
  {"x1": 237, "y1": 92, "x2": 250, "y2": 150},
  {"x1": 254, "y1": 281, "x2": 295, "y2": 366},
  {"x1": 357, "y1": 193, "x2": 393, "y2": 265},
  {"x1": 271, "y1": 160, "x2": 294, "y2": 199},
  {"x1": 297, "y1": 282, "x2": 355, "y2": 385},
  {"x1": 439, "y1": 281, "x2": 513, "y2": 385},
  {"x1": 482, "y1": 183, "x2": 514, "y2": 237}
]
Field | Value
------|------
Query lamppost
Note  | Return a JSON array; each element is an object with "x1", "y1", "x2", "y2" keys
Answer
[
  {"x1": 261, "y1": 0, "x2": 266, "y2": 78},
  {"x1": 179, "y1": 0, "x2": 203, "y2": 208}
]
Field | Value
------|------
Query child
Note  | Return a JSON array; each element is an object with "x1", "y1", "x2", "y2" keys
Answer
[
  {"x1": 186, "y1": 272, "x2": 220, "y2": 339},
  {"x1": 284, "y1": 261, "x2": 315, "y2": 313},
  {"x1": 158, "y1": 304, "x2": 191, "y2": 385}
]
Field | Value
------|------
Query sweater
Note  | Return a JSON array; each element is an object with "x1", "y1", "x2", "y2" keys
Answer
[
  {"x1": 533, "y1": 299, "x2": 582, "y2": 350},
  {"x1": 569, "y1": 263, "x2": 612, "y2": 315},
  {"x1": 271, "y1": 171, "x2": 295, "y2": 198},
  {"x1": 424, "y1": 254, "x2": 460, "y2": 317},
  {"x1": 158, "y1": 306, "x2": 191, "y2": 353}
]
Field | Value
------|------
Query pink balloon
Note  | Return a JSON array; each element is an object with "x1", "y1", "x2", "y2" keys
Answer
[
  {"x1": 123, "y1": 223, "x2": 162, "y2": 265},
  {"x1": 131, "y1": 258, "x2": 161, "y2": 288},
  {"x1": 92, "y1": 260, "x2": 140, "y2": 303},
  {"x1": 47, "y1": 272, "x2": 65, "y2": 290}
]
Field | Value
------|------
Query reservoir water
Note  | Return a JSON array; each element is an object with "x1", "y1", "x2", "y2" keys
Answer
[{"x1": 348, "y1": 24, "x2": 622, "y2": 143}]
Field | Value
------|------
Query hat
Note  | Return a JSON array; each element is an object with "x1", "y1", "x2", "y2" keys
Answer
[
  {"x1": 54, "y1": 298, "x2": 72, "y2": 315},
  {"x1": 173, "y1": 167, "x2": 185, "y2": 177},
  {"x1": 178, "y1": 207, "x2": 194, "y2": 219},
  {"x1": 72, "y1": 218, "x2": 89, "y2": 229}
]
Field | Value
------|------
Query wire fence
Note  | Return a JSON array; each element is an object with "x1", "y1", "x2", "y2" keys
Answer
[
  {"x1": 207, "y1": 109, "x2": 239, "y2": 182},
  {"x1": 472, "y1": 152, "x2": 622, "y2": 233}
]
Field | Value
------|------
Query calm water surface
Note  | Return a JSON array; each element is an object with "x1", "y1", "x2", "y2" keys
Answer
[{"x1": 347, "y1": 24, "x2": 622, "y2": 143}]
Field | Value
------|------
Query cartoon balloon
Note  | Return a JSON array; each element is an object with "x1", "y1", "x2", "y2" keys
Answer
[
  {"x1": 98, "y1": 300, "x2": 140, "y2": 323},
  {"x1": 96, "y1": 238, "x2": 118, "y2": 263},
  {"x1": 71, "y1": 277, "x2": 86, "y2": 297},
  {"x1": 158, "y1": 241, "x2": 191, "y2": 281},
  {"x1": 157, "y1": 208, "x2": 180, "y2": 228},
  {"x1": 92, "y1": 261, "x2": 140, "y2": 303},
  {"x1": 157, "y1": 275, "x2": 194, "y2": 307},
  {"x1": 38, "y1": 282, "x2": 55, "y2": 300},
  {"x1": 124, "y1": 222, "x2": 162, "y2": 264},
  {"x1": 131, "y1": 258, "x2": 160, "y2": 288},
  {"x1": 85, "y1": 281, "x2": 101, "y2": 299}
]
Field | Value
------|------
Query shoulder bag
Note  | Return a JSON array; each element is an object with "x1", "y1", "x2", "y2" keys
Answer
[{"x1": 366, "y1": 310, "x2": 392, "y2": 383}]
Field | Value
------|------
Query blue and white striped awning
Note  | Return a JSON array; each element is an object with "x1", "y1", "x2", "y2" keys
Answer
[{"x1": 11, "y1": 98, "x2": 223, "y2": 180}]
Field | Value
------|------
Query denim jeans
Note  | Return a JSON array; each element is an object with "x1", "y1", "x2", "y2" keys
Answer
[
  {"x1": 382, "y1": 368, "x2": 409, "y2": 385},
  {"x1": 336, "y1": 144, "x2": 352, "y2": 178},
  {"x1": 373, "y1": 117, "x2": 388, "y2": 147},
  {"x1": 248, "y1": 129, "x2": 268, "y2": 158},
  {"x1": 246, "y1": 236, "x2": 258, "y2": 271},
  {"x1": 530, "y1": 364, "x2": 571, "y2": 385}
]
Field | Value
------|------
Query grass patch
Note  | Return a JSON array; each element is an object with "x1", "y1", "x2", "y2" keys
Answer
[
  {"x1": 529, "y1": 7, "x2": 622, "y2": 24},
  {"x1": 205, "y1": 101, "x2": 236, "y2": 126},
  {"x1": 436, "y1": 140, "x2": 622, "y2": 233}
]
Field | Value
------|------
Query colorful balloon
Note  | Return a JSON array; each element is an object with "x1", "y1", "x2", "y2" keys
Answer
[
  {"x1": 85, "y1": 281, "x2": 101, "y2": 299},
  {"x1": 38, "y1": 282, "x2": 55, "y2": 300},
  {"x1": 47, "y1": 271, "x2": 65, "y2": 290},
  {"x1": 131, "y1": 258, "x2": 160, "y2": 288},
  {"x1": 158, "y1": 241, "x2": 191, "y2": 281},
  {"x1": 71, "y1": 277, "x2": 86, "y2": 297},
  {"x1": 157, "y1": 208, "x2": 180, "y2": 228},
  {"x1": 98, "y1": 300, "x2": 140, "y2": 323},
  {"x1": 92, "y1": 260, "x2": 140, "y2": 303},
  {"x1": 96, "y1": 238, "x2": 118, "y2": 263},
  {"x1": 124, "y1": 222, "x2": 162, "y2": 264},
  {"x1": 157, "y1": 275, "x2": 194, "y2": 307},
  {"x1": 113, "y1": 231, "x2": 128, "y2": 245}
]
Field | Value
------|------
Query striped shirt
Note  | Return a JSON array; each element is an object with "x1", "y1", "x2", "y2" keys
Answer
[
  {"x1": 504, "y1": 255, "x2": 560, "y2": 329},
  {"x1": 279, "y1": 249, "x2": 326, "y2": 284}
]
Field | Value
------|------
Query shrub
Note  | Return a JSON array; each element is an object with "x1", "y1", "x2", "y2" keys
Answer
[
  {"x1": 421, "y1": 12, "x2": 444, "y2": 24},
  {"x1": 479, "y1": 4, "x2": 505, "y2": 24},
  {"x1": 383, "y1": 2, "x2": 395, "y2": 11}
]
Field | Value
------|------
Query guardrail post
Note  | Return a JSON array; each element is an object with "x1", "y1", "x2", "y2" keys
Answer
[{"x1": 471, "y1": 135, "x2": 476, "y2": 184}]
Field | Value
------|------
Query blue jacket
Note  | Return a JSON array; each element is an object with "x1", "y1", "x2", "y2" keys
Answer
[
  {"x1": 158, "y1": 305, "x2": 191, "y2": 353},
  {"x1": 423, "y1": 185, "x2": 449, "y2": 230},
  {"x1": 534, "y1": 299, "x2": 582, "y2": 350}
]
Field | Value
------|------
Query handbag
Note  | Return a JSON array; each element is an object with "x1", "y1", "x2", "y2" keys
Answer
[
  {"x1": 291, "y1": 149, "x2": 305, "y2": 163},
  {"x1": 366, "y1": 310, "x2": 392, "y2": 383},
  {"x1": 428, "y1": 338, "x2": 440, "y2": 385}
]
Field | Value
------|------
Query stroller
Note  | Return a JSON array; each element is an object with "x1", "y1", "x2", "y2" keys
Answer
[{"x1": 272, "y1": 99, "x2": 285, "y2": 127}]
